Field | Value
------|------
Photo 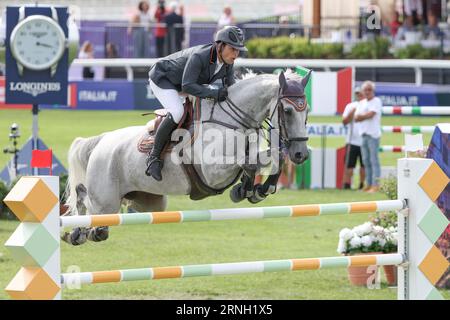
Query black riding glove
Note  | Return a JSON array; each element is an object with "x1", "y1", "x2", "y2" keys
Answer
[{"x1": 217, "y1": 87, "x2": 228, "y2": 102}]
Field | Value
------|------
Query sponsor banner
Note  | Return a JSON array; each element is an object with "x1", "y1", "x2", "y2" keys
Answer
[
  {"x1": 133, "y1": 79, "x2": 162, "y2": 110},
  {"x1": 307, "y1": 123, "x2": 348, "y2": 137},
  {"x1": 75, "y1": 80, "x2": 134, "y2": 110},
  {"x1": 0, "y1": 76, "x2": 31, "y2": 109},
  {"x1": 368, "y1": 83, "x2": 438, "y2": 107},
  {"x1": 5, "y1": 6, "x2": 69, "y2": 104},
  {"x1": 41, "y1": 80, "x2": 134, "y2": 110}
]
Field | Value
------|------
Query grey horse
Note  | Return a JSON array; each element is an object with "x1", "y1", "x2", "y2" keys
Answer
[{"x1": 62, "y1": 70, "x2": 311, "y2": 245}]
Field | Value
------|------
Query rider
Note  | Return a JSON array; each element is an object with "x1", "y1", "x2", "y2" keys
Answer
[{"x1": 146, "y1": 25, "x2": 248, "y2": 181}]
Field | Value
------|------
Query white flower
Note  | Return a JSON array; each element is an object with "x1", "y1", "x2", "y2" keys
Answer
[
  {"x1": 376, "y1": 236, "x2": 386, "y2": 247},
  {"x1": 361, "y1": 235, "x2": 373, "y2": 247},
  {"x1": 349, "y1": 236, "x2": 362, "y2": 248},
  {"x1": 374, "y1": 226, "x2": 388, "y2": 238},
  {"x1": 354, "y1": 222, "x2": 373, "y2": 236},
  {"x1": 389, "y1": 232, "x2": 398, "y2": 245},
  {"x1": 337, "y1": 239, "x2": 347, "y2": 254},
  {"x1": 339, "y1": 228, "x2": 353, "y2": 241},
  {"x1": 373, "y1": 225, "x2": 384, "y2": 233}
]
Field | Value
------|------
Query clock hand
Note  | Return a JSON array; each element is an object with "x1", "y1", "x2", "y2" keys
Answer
[{"x1": 36, "y1": 41, "x2": 54, "y2": 48}]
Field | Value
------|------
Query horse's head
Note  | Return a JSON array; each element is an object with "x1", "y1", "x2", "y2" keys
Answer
[{"x1": 277, "y1": 70, "x2": 311, "y2": 164}]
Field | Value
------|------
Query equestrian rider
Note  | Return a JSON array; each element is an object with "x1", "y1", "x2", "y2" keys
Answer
[{"x1": 146, "y1": 26, "x2": 248, "y2": 181}]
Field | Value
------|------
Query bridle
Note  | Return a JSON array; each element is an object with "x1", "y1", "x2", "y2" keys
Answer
[
  {"x1": 204, "y1": 78, "x2": 309, "y2": 150},
  {"x1": 268, "y1": 88, "x2": 309, "y2": 148}
]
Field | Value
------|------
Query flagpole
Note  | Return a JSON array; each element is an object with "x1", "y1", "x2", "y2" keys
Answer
[{"x1": 32, "y1": 104, "x2": 39, "y2": 175}]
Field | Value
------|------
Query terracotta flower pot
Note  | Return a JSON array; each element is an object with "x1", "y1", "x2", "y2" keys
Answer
[
  {"x1": 383, "y1": 265, "x2": 397, "y2": 286},
  {"x1": 347, "y1": 252, "x2": 383, "y2": 287}
]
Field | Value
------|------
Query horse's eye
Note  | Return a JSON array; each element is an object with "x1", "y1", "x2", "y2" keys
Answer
[{"x1": 284, "y1": 107, "x2": 292, "y2": 115}]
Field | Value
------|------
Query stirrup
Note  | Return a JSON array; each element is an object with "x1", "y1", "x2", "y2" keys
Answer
[
  {"x1": 145, "y1": 156, "x2": 164, "y2": 178},
  {"x1": 146, "y1": 155, "x2": 163, "y2": 167}
]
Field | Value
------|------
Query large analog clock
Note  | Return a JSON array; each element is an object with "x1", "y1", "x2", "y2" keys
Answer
[{"x1": 9, "y1": 7, "x2": 66, "y2": 76}]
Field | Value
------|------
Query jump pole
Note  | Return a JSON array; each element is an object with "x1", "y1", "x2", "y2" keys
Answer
[
  {"x1": 381, "y1": 126, "x2": 435, "y2": 134},
  {"x1": 3, "y1": 158, "x2": 449, "y2": 300},
  {"x1": 382, "y1": 106, "x2": 450, "y2": 115}
]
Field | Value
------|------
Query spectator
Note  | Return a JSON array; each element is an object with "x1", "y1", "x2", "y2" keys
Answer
[
  {"x1": 78, "y1": 41, "x2": 94, "y2": 79},
  {"x1": 105, "y1": 42, "x2": 119, "y2": 78},
  {"x1": 354, "y1": 81, "x2": 382, "y2": 193},
  {"x1": 425, "y1": 0, "x2": 441, "y2": 39},
  {"x1": 274, "y1": 15, "x2": 291, "y2": 37},
  {"x1": 128, "y1": 1, "x2": 152, "y2": 58},
  {"x1": 105, "y1": 42, "x2": 119, "y2": 58},
  {"x1": 178, "y1": 4, "x2": 187, "y2": 48},
  {"x1": 342, "y1": 87, "x2": 366, "y2": 190},
  {"x1": 404, "y1": 0, "x2": 423, "y2": 29},
  {"x1": 217, "y1": 6, "x2": 236, "y2": 30},
  {"x1": 154, "y1": 0, "x2": 167, "y2": 57},
  {"x1": 389, "y1": 11, "x2": 402, "y2": 38},
  {"x1": 165, "y1": 1, "x2": 184, "y2": 54}
]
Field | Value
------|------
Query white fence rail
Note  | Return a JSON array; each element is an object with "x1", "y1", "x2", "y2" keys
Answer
[{"x1": 71, "y1": 58, "x2": 450, "y2": 85}]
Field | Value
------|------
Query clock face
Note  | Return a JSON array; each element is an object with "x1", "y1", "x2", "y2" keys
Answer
[{"x1": 10, "y1": 15, "x2": 66, "y2": 71}]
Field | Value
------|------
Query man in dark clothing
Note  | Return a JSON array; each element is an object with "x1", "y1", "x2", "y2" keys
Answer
[
  {"x1": 154, "y1": 0, "x2": 167, "y2": 57},
  {"x1": 146, "y1": 26, "x2": 247, "y2": 181},
  {"x1": 165, "y1": 2, "x2": 184, "y2": 54}
]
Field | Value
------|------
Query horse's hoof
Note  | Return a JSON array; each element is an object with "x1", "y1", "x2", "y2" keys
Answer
[
  {"x1": 230, "y1": 183, "x2": 245, "y2": 203},
  {"x1": 87, "y1": 226, "x2": 109, "y2": 242},
  {"x1": 248, "y1": 185, "x2": 267, "y2": 204},
  {"x1": 61, "y1": 227, "x2": 87, "y2": 246}
]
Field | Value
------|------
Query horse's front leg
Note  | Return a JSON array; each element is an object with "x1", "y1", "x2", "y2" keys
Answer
[
  {"x1": 230, "y1": 169, "x2": 256, "y2": 203},
  {"x1": 247, "y1": 170, "x2": 281, "y2": 204},
  {"x1": 247, "y1": 153, "x2": 284, "y2": 203}
]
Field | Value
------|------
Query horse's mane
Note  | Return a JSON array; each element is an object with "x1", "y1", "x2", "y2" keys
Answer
[{"x1": 235, "y1": 68, "x2": 303, "y2": 83}]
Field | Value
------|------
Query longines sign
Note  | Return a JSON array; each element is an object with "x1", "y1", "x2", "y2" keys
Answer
[
  {"x1": 5, "y1": 6, "x2": 69, "y2": 104},
  {"x1": 9, "y1": 81, "x2": 62, "y2": 97}
]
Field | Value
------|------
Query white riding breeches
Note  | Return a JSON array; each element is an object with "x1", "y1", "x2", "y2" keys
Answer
[{"x1": 149, "y1": 80, "x2": 184, "y2": 123}]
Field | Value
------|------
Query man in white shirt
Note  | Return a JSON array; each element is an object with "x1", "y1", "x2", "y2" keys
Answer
[
  {"x1": 355, "y1": 81, "x2": 382, "y2": 193},
  {"x1": 342, "y1": 87, "x2": 365, "y2": 190}
]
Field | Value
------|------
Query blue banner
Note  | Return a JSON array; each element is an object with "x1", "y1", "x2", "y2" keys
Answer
[
  {"x1": 133, "y1": 79, "x2": 162, "y2": 110},
  {"x1": 74, "y1": 80, "x2": 134, "y2": 110},
  {"x1": 372, "y1": 83, "x2": 438, "y2": 106}
]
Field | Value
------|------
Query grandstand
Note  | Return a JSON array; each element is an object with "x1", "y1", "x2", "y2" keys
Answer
[{"x1": 0, "y1": 0, "x2": 302, "y2": 21}]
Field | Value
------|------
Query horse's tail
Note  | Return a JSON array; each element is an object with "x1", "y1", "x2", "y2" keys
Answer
[{"x1": 64, "y1": 134, "x2": 104, "y2": 215}]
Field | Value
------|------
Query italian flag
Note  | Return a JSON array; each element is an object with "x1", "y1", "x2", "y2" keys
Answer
[
  {"x1": 296, "y1": 67, "x2": 352, "y2": 115},
  {"x1": 273, "y1": 147, "x2": 347, "y2": 189},
  {"x1": 295, "y1": 147, "x2": 347, "y2": 189}
]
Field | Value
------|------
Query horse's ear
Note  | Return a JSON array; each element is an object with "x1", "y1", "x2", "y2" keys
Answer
[
  {"x1": 301, "y1": 70, "x2": 312, "y2": 88},
  {"x1": 278, "y1": 72, "x2": 287, "y2": 91}
]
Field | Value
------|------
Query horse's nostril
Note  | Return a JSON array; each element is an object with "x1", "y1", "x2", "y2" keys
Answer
[{"x1": 295, "y1": 152, "x2": 303, "y2": 159}]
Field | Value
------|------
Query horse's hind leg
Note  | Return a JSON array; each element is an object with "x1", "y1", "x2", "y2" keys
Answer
[
  {"x1": 84, "y1": 182, "x2": 122, "y2": 243},
  {"x1": 125, "y1": 191, "x2": 168, "y2": 212},
  {"x1": 61, "y1": 184, "x2": 89, "y2": 245}
]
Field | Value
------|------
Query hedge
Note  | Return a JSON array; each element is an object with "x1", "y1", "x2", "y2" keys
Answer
[{"x1": 246, "y1": 36, "x2": 447, "y2": 59}]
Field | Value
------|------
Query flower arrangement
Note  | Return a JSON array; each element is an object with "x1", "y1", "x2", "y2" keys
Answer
[
  {"x1": 369, "y1": 211, "x2": 397, "y2": 229},
  {"x1": 337, "y1": 221, "x2": 398, "y2": 255}
]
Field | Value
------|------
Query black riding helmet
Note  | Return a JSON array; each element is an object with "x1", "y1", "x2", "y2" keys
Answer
[{"x1": 215, "y1": 26, "x2": 248, "y2": 52}]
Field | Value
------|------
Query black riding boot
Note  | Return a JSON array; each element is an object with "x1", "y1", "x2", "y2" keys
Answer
[{"x1": 145, "y1": 113, "x2": 178, "y2": 181}]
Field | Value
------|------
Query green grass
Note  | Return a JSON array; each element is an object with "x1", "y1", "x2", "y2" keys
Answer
[{"x1": 0, "y1": 110, "x2": 448, "y2": 300}]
